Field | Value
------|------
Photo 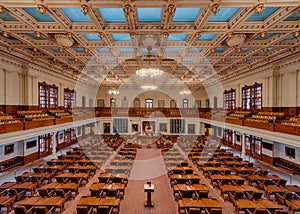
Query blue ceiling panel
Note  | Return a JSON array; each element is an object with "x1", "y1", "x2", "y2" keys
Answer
[
  {"x1": 215, "y1": 48, "x2": 226, "y2": 53},
  {"x1": 246, "y1": 7, "x2": 279, "y2": 21},
  {"x1": 83, "y1": 34, "x2": 103, "y2": 41},
  {"x1": 189, "y1": 48, "x2": 203, "y2": 53},
  {"x1": 142, "y1": 48, "x2": 157, "y2": 54},
  {"x1": 51, "y1": 48, "x2": 59, "y2": 52},
  {"x1": 0, "y1": 11, "x2": 17, "y2": 21},
  {"x1": 137, "y1": 8, "x2": 162, "y2": 22},
  {"x1": 208, "y1": 8, "x2": 240, "y2": 22},
  {"x1": 97, "y1": 48, "x2": 110, "y2": 53},
  {"x1": 74, "y1": 48, "x2": 84, "y2": 53},
  {"x1": 105, "y1": 58, "x2": 116, "y2": 62},
  {"x1": 112, "y1": 34, "x2": 131, "y2": 41},
  {"x1": 241, "y1": 48, "x2": 250, "y2": 52},
  {"x1": 26, "y1": 33, "x2": 46, "y2": 40},
  {"x1": 182, "y1": 58, "x2": 193, "y2": 62},
  {"x1": 61, "y1": 8, "x2": 91, "y2": 22},
  {"x1": 284, "y1": 11, "x2": 300, "y2": 21},
  {"x1": 165, "y1": 48, "x2": 180, "y2": 53},
  {"x1": 168, "y1": 34, "x2": 187, "y2": 41},
  {"x1": 23, "y1": 8, "x2": 55, "y2": 22},
  {"x1": 203, "y1": 58, "x2": 212, "y2": 63},
  {"x1": 173, "y1": 8, "x2": 201, "y2": 22},
  {"x1": 120, "y1": 48, "x2": 134, "y2": 53},
  {"x1": 197, "y1": 34, "x2": 217, "y2": 41},
  {"x1": 284, "y1": 35, "x2": 295, "y2": 40},
  {"x1": 98, "y1": 8, "x2": 126, "y2": 23}
]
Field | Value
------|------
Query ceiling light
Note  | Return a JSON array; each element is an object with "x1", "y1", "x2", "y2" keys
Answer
[
  {"x1": 226, "y1": 34, "x2": 246, "y2": 49},
  {"x1": 2, "y1": 31, "x2": 9, "y2": 37},
  {"x1": 261, "y1": 32, "x2": 266, "y2": 38},
  {"x1": 35, "y1": 31, "x2": 41, "y2": 38},
  {"x1": 37, "y1": 3, "x2": 47, "y2": 15},
  {"x1": 141, "y1": 85, "x2": 157, "y2": 90},
  {"x1": 295, "y1": 31, "x2": 299, "y2": 38},
  {"x1": 108, "y1": 88, "x2": 119, "y2": 95},
  {"x1": 211, "y1": 3, "x2": 220, "y2": 15},
  {"x1": 55, "y1": 34, "x2": 74, "y2": 48},
  {"x1": 180, "y1": 89, "x2": 191, "y2": 95},
  {"x1": 136, "y1": 68, "x2": 163, "y2": 77}
]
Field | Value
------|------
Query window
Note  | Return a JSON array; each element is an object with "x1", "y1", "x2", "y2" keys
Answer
[
  {"x1": 146, "y1": 99, "x2": 153, "y2": 108},
  {"x1": 285, "y1": 147, "x2": 295, "y2": 159},
  {"x1": 26, "y1": 140, "x2": 37, "y2": 149},
  {"x1": 223, "y1": 89, "x2": 236, "y2": 110},
  {"x1": 205, "y1": 99, "x2": 210, "y2": 108},
  {"x1": 170, "y1": 100, "x2": 177, "y2": 108},
  {"x1": 245, "y1": 135, "x2": 251, "y2": 151},
  {"x1": 110, "y1": 98, "x2": 116, "y2": 107},
  {"x1": 39, "y1": 82, "x2": 58, "y2": 109},
  {"x1": 253, "y1": 137, "x2": 261, "y2": 155},
  {"x1": 158, "y1": 100, "x2": 165, "y2": 108},
  {"x1": 133, "y1": 98, "x2": 140, "y2": 108},
  {"x1": 97, "y1": 99, "x2": 105, "y2": 107},
  {"x1": 113, "y1": 118, "x2": 128, "y2": 133},
  {"x1": 183, "y1": 99, "x2": 188, "y2": 108},
  {"x1": 262, "y1": 142, "x2": 273, "y2": 151},
  {"x1": 38, "y1": 135, "x2": 47, "y2": 153},
  {"x1": 82, "y1": 96, "x2": 86, "y2": 108},
  {"x1": 70, "y1": 128, "x2": 76, "y2": 141},
  {"x1": 64, "y1": 88, "x2": 76, "y2": 109},
  {"x1": 195, "y1": 100, "x2": 201, "y2": 108},
  {"x1": 170, "y1": 119, "x2": 185, "y2": 133},
  {"x1": 89, "y1": 98, "x2": 94, "y2": 107},
  {"x1": 4, "y1": 144, "x2": 14, "y2": 155},
  {"x1": 242, "y1": 83, "x2": 262, "y2": 110}
]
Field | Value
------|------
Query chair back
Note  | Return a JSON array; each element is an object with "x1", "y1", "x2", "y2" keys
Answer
[
  {"x1": 55, "y1": 189, "x2": 65, "y2": 197},
  {"x1": 253, "y1": 209, "x2": 268, "y2": 214},
  {"x1": 274, "y1": 210, "x2": 288, "y2": 214},
  {"x1": 198, "y1": 191, "x2": 209, "y2": 198},
  {"x1": 210, "y1": 208, "x2": 222, "y2": 214},
  {"x1": 252, "y1": 192, "x2": 263, "y2": 200},
  {"x1": 97, "y1": 206, "x2": 110, "y2": 214},
  {"x1": 236, "y1": 179, "x2": 245, "y2": 185},
  {"x1": 33, "y1": 168, "x2": 40, "y2": 173},
  {"x1": 189, "y1": 208, "x2": 201, "y2": 214},
  {"x1": 8, "y1": 189, "x2": 18, "y2": 196},
  {"x1": 278, "y1": 179, "x2": 287, "y2": 186},
  {"x1": 33, "y1": 206, "x2": 50, "y2": 214},
  {"x1": 235, "y1": 191, "x2": 245, "y2": 199},
  {"x1": 14, "y1": 206, "x2": 30, "y2": 214},
  {"x1": 284, "y1": 192, "x2": 295, "y2": 200},
  {"x1": 77, "y1": 206, "x2": 89, "y2": 214},
  {"x1": 15, "y1": 176, "x2": 24, "y2": 183},
  {"x1": 56, "y1": 177, "x2": 65, "y2": 183},
  {"x1": 38, "y1": 189, "x2": 50, "y2": 196}
]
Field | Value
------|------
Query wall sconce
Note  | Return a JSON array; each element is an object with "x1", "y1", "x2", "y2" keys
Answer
[
  {"x1": 255, "y1": 3, "x2": 264, "y2": 15},
  {"x1": 37, "y1": 3, "x2": 47, "y2": 15},
  {"x1": 81, "y1": 4, "x2": 89, "y2": 15},
  {"x1": 0, "y1": 6, "x2": 5, "y2": 14}
]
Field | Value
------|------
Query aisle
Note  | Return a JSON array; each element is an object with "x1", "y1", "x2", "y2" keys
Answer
[{"x1": 120, "y1": 147, "x2": 177, "y2": 214}]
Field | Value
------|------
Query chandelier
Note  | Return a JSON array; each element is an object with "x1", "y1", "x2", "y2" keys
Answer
[
  {"x1": 136, "y1": 68, "x2": 163, "y2": 77},
  {"x1": 108, "y1": 88, "x2": 119, "y2": 95},
  {"x1": 141, "y1": 85, "x2": 157, "y2": 90},
  {"x1": 180, "y1": 89, "x2": 191, "y2": 95}
]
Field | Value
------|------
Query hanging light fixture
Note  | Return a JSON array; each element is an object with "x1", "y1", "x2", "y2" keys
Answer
[
  {"x1": 136, "y1": 55, "x2": 163, "y2": 77},
  {"x1": 180, "y1": 89, "x2": 191, "y2": 95},
  {"x1": 108, "y1": 87, "x2": 119, "y2": 95}
]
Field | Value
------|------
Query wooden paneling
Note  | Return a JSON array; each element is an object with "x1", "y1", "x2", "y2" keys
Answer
[
  {"x1": 244, "y1": 120, "x2": 274, "y2": 131},
  {"x1": 23, "y1": 152, "x2": 39, "y2": 165},
  {"x1": 24, "y1": 118, "x2": 55, "y2": 130},
  {"x1": 262, "y1": 154, "x2": 273, "y2": 165},
  {"x1": 0, "y1": 122, "x2": 24, "y2": 134}
]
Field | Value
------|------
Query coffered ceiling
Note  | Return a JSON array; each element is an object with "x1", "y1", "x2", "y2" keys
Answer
[{"x1": 0, "y1": 0, "x2": 299, "y2": 90}]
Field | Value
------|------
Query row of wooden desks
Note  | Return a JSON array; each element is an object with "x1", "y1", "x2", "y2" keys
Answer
[
  {"x1": 55, "y1": 172, "x2": 89, "y2": 184},
  {"x1": 0, "y1": 182, "x2": 36, "y2": 195},
  {"x1": 90, "y1": 183, "x2": 125, "y2": 197},
  {"x1": 15, "y1": 196, "x2": 64, "y2": 213},
  {"x1": 173, "y1": 184, "x2": 209, "y2": 198},
  {"x1": 39, "y1": 182, "x2": 80, "y2": 196},
  {"x1": 178, "y1": 198, "x2": 221, "y2": 212},
  {"x1": 99, "y1": 173, "x2": 129, "y2": 183},
  {"x1": 77, "y1": 196, "x2": 120, "y2": 210},
  {"x1": 0, "y1": 196, "x2": 15, "y2": 212},
  {"x1": 170, "y1": 174, "x2": 201, "y2": 184},
  {"x1": 247, "y1": 175, "x2": 283, "y2": 185},
  {"x1": 287, "y1": 200, "x2": 300, "y2": 214},
  {"x1": 220, "y1": 184, "x2": 263, "y2": 200},
  {"x1": 235, "y1": 199, "x2": 283, "y2": 213},
  {"x1": 264, "y1": 185, "x2": 300, "y2": 199},
  {"x1": 210, "y1": 175, "x2": 245, "y2": 187},
  {"x1": 21, "y1": 172, "x2": 54, "y2": 182}
]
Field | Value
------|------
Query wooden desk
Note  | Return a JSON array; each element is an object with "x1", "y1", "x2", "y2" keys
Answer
[
  {"x1": 21, "y1": 172, "x2": 54, "y2": 181},
  {"x1": 210, "y1": 175, "x2": 244, "y2": 187},
  {"x1": 202, "y1": 167, "x2": 231, "y2": 177},
  {"x1": 235, "y1": 199, "x2": 282, "y2": 213},
  {"x1": 68, "y1": 165, "x2": 97, "y2": 174},
  {"x1": 198, "y1": 198, "x2": 222, "y2": 211},
  {"x1": 173, "y1": 184, "x2": 209, "y2": 198},
  {"x1": 9, "y1": 182, "x2": 37, "y2": 195},
  {"x1": 234, "y1": 167, "x2": 256, "y2": 175},
  {"x1": 16, "y1": 196, "x2": 64, "y2": 213},
  {"x1": 0, "y1": 182, "x2": 16, "y2": 192},
  {"x1": 178, "y1": 198, "x2": 200, "y2": 210},
  {"x1": 168, "y1": 166, "x2": 194, "y2": 174},
  {"x1": 55, "y1": 172, "x2": 89, "y2": 184},
  {"x1": 77, "y1": 196, "x2": 120, "y2": 210},
  {"x1": 170, "y1": 174, "x2": 201, "y2": 184},
  {"x1": 144, "y1": 184, "x2": 154, "y2": 207},
  {"x1": 0, "y1": 196, "x2": 15, "y2": 212},
  {"x1": 98, "y1": 173, "x2": 128, "y2": 183},
  {"x1": 178, "y1": 198, "x2": 221, "y2": 212},
  {"x1": 287, "y1": 200, "x2": 300, "y2": 214},
  {"x1": 224, "y1": 161, "x2": 248, "y2": 168},
  {"x1": 285, "y1": 185, "x2": 300, "y2": 194},
  {"x1": 105, "y1": 166, "x2": 132, "y2": 174},
  {"x1": 39, "y1": 182, "x2": 79, "y2": 195},
  {"x1": 220, "y1": 185, "x2": 261, "y2": 199},
  {"x1": 247, "y1": 175, "x2": 281, "y2": 186},
  {"x1": 48, "y1": 159, "x2": 75, "y2": 165},
  {"x1": 264, "y1": 185, "x2": 292, "y2": 199},
  {"x1": 90, "y1": 183, "x2": 125, "y2": 196}
]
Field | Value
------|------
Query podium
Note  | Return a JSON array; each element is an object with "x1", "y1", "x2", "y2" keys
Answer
[{"x1": 144, "y1": 183, "x2": 154, "y2": 207}]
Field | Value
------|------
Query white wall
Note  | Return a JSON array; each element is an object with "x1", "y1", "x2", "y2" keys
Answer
[
  {"x1": 0, "y1": 141, "x2": 23, "y2": 162},
  {"x1": 23, "y1": 137, "x2": 38, "y2": 156}
]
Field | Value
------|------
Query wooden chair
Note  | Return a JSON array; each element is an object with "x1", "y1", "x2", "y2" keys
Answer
[
  {"x1": 273, "y1": 210, "x2": 288, "y2": 214},
  {"x1": 276, "y1": 179, "x2": 287, "y2": 186},
  {"x1": 246, "y1": 208, "x2": 268, "y2": 214},
  {"x1": 97, "y1": 205, "x2": 113, "y2": 214},
  {"x1": 33, "y1": 206, "x2": 55, "y2": 214},
  {"x1": 77, "y1": 206, "x2": 93, "y2": 214},
  {"x1": 8, "y1": 189, "x2": 25, "y2": 201},
  {"x1": 15, "y1": 176, "x2": 25, "y2": 183},
  {"x1": 56, "y1": 177, "x2": 68, "y2": 183},
  {"x1": 246, "y1": 191, "x2": 264, "y2": 200},
  {"x1": 38, "y1": 188, "x2": 54, "y2": 197},
  {"x1": 205, "y1": 208, "x2": 222, "y2": 214},
  {"x1": 29, "y1": 176, "x2": 43, "y2": 187},
  {"x1": 276, "y1": 192, "x2": 294, "y2": 205},
  {"x1": 189, "y1": 208, "x2": 201, "y2": 214},
  {"x1": 13, "y1": 205, "x2": 33, "y2": 214},
  {"x1": 55, "y1": 189, "x2": 73, "y2": 201},
  {"x1": 229, "y1": 191, "x2": 244, "y2": 203}
]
